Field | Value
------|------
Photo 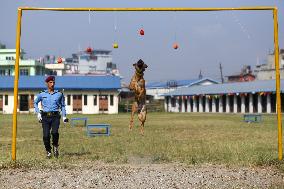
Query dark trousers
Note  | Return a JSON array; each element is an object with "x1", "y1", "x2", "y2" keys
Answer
[{"x1": 41, "y1": 115, "x2": 60, "y2": 152}]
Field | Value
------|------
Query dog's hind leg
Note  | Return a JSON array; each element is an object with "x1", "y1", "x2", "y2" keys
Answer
[
  {"x1": 139, "y1": 121, "x2": 145, "y2": 136},
  {"x1": 129, "y1": 102, "x2": 138, "y2": 131},
  {"x1": 138, "y1": 105, "x2": 146, "y2": 136}
]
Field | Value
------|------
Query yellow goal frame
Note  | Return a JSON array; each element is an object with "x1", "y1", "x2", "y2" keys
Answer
[{"x1": 12, "y1": 7, "x2": 281, "y2": 160}]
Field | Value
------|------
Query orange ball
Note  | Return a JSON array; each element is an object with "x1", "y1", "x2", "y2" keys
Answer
[{"x1": 173, "y1": 43, "x2": 179, "y2": 49}]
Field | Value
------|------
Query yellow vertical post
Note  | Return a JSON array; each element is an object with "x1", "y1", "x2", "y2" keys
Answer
[
  {"x1": 273, "y1": 8, "x2": 282, "y2": 160},
  {"x1": 12, "y1": 8, "x2": 22, "y2": 161}
]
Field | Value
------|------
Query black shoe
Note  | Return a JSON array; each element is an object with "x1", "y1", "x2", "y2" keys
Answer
[
  {"x1": 46, "y1": 151, "x2": 52, "y2": 159},
  {"x1": 53, "y1": 146, "x2": 59, "y2": 158}
]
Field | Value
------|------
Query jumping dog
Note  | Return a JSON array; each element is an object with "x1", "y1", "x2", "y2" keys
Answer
[{"x1": 129, "y1": 59, "x2": 148, "y2": 135}]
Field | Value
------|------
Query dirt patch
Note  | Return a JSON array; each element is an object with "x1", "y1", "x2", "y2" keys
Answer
[{"x1": 0, "y1": 162, "x2": 284, "y2": 188}]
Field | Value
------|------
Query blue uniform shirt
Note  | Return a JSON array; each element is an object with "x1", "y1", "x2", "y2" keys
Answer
[{"x1": 34, "y1": 90, "x2": 66, "y2": 117}]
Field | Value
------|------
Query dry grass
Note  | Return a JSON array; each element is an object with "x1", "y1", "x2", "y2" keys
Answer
[{"x1": 0, "y1": 113, "x2": 283, "y2": 170}]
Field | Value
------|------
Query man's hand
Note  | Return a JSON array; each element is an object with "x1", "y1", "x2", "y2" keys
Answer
[
  {"x1": 63, "y1": 117, "x2": 69, "y2": 123},
  {"x1": 37, "y1": 113, "x2": 42, "y2": 123}
]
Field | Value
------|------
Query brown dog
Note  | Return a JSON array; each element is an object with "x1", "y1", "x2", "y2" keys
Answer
[{"x1": 129, "y1": 59, "x2": 148, "y2": 135}]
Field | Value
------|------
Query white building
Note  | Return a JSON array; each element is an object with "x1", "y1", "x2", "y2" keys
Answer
[
  {"x1": 254, "y1": 49, "x2": 284, "y2": 80},
  {"x1": 163, "y1": 79, "x2": 283, "y2": 114},
  {"x1": 64, "y1": 49, "x2": 120, "y2": 76},
  {"x1": 45, "y1": 61, "x2": 67, "y2": 76},
  {"x1": 0, "y1": 76, "x2": 121, "y2": 114}
]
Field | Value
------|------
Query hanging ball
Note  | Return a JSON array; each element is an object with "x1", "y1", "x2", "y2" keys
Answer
[
  {"x1": 113, "y1": 43, "x2": 118, "y2": 49},
  {"x1": 57, "y1": 57, "x2": 63, "y2": 63},
  {"x1": 139, "y1": 29, "x2": 144, "y2": 36},
  {"x1": 86, "y1": 47, "x2": 93, "y2": 53},
  {"x1": 173, "y1": 43, "x2": 179, "y2": 49}
]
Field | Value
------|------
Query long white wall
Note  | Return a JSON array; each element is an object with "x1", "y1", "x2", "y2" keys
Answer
[
  {"x1": 165, "y1": 93, "x2": 276, "y2": 114},
  {"x1": 0, "y1": 89, "x2": 119, "y2": 114}
]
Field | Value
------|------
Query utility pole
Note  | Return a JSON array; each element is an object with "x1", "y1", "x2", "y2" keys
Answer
[{"x1": 219, "y1": 62, "x2": 224, "y2": 83}]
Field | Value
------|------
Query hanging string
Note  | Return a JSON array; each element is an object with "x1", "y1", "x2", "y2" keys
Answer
[
  {"x1": 174, "y1": 11, "x2": 177, "y2": 43},
  {"x1": 114, "y1": 12, "x2": 117, "y2": 34},
  {"x1": 137, "y1": 14, "x2": 145, "y2": 60},
  {"x1": 172, "y1": 11, "x2": 179, "y2": 50},
  {"x1": 113, "y1": 11, "x2": 118, "y2": 48},
  {"x1": 88, "y1": 9, "x2": 91, "y2": 25},
  {"x1": 92, "y1": 10, "x2": 95, "y2": 49},
  {"x1": 231, "y1": 12, "x2": 251, "y2": 40},
  {"x1": 230, "y1": 11, "x2": 258, "y2": 68},
  {"x1": 88, "y1": 9, "x2": 91, "y2": 48},
  {"x1": 139, "y1": 10, "x2": 144, "y2": 35}
]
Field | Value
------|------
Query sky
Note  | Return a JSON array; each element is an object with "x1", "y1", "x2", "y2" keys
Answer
[{"x1": 0, "y1": 0, "x2": 283, "y2": 83}]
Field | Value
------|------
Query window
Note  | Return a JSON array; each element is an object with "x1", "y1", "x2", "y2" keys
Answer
[
  {"x1": 20, "y1": 69, "x2": 29, "y2": 76},
  {"x1": 5, "y1": 95, "x2": 8, "y2": 105},
  {"x1": 67, "y1": 95, "x2": 71, "y2": 105},
  {"x1": 84, "y1": 95, "x2": 87, "y2": 105},
  {"x1": 110, "y1": 95, "x2": 114, "y2": 106},
  {"x1": 93, "y1": 95, "x2": 97, "y2": 106},
  {"x1": 5, "y1": 56, "x2": 14, "y2": 60},
  {"x1": 0, "y1": 70, "x2": 5, "y2": 76}
]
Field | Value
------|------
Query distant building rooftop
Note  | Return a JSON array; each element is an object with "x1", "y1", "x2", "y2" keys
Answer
[
  {"x1": 146, "y1": 78, "x2": 219, "y2": 89},
  {"x1": 163, "y1": 79, "x2": 282, "y2": 96},
  {"x1": 0, "y1": 75, "x2": 121, "y2": 91}
]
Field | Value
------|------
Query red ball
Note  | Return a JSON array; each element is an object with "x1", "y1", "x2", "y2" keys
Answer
[
  {"x1": 57, "y1": 57, "x2": 62, "y2": 63},
  {"x1": 86, "y1": 47, "x2": 93, "y2": 53},
  {"x1": 139, "y1": 29, "x2": 144, "y2": 35}
]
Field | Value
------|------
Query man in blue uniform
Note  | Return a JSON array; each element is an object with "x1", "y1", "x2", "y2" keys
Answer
[{"x1": 34, "y1": 76, "x2": 68, "y2": 158}]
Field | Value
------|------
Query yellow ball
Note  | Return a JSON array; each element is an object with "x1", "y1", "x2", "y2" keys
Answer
[{"x1": 113, "y1": 43, "x2": 118, "y2": 48}]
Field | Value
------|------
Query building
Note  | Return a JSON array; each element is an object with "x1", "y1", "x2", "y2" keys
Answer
[
  {"x1": 65, "y1": 49, "x2": 120, "y2": 76},
  {"x1": 65, "y1": 53, "x2": 79, "y2": 74},
  {"x1": 226, "y1": 65, "x2": 255, "y2": 82},
  {"x1": 45, "y1": 62, "x2": 67, "y2": 76},
  {"x1": 0, "y1": 76, "x2": 121, "y2": 114},
  {"x1": 0, "y1": 49, "x2": 45, "y2": 76},
  {"x1": 38, "y1": 49, "x2": 121, "y2": 77},
  {"x1": 163, "y1": 79, "x2": 283, "y2": 114},
  {"x1": 44, "y1": 57, "x2": 67, "y2": 76},
  {"x1": 146, "y1": 78, "x2": 219, "y2": 100},
  {"x1": 254, "y1": 49, "x2": 284, "y2": 80}
]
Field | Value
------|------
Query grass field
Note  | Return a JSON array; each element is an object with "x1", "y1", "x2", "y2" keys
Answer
[{"x1": 0, "y1": 113, "x2": 283, "y2": 170}]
